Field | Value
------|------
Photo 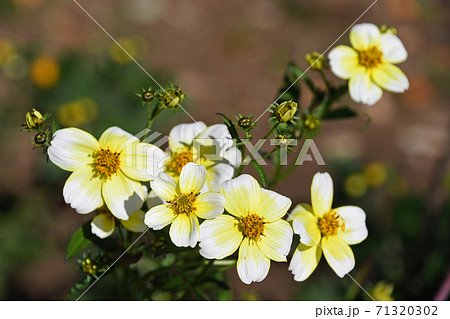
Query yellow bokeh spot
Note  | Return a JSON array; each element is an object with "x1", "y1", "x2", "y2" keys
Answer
[
  {"x1": 344, "y1": 173, "x2": 368, "y2": 198},
  {"x1": 0, "y1": 40, "x2": 15, "y2": 66},
  {"x1": 364, "y1": 162, "x2": 388, "y2": 188},
  {"x1": 30, "y1": 56, "x2": 60, "y2": 89},
  {"x1": 57, "y1": 98, "x2": 98, "y2": 127},
  {"x1": 371, "y1": 281, "x2": 395, "y2": 301},
  {"x1": 110, "y1": 38, "x2": 143, "y2": 64}
]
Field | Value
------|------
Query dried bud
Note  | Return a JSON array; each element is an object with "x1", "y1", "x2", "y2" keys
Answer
[
  {"x1": 25, "y1": 108, "x2": 44, "y2": 129},
  {"x1": 274, "y1": 100, "x2": 298, "y2": 123},
  {"x1": 305, "y1": 52, "x2": 325, "y2": 71},
  {"x1": 34, "y1": 132, "x2": 47, "y2": 145},
  {"x1": 142, "y1": 90, "x2": 154, "y2": 103},
  {"x1": 81, "y1": 258, "x2": 98, "y2": 275}
]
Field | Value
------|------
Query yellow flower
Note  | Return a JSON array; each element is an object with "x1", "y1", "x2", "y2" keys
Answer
[
  {"x1": 364, "y1": 162, "x2": 388, "y2": 187},
  {"x1": 371, "y1": 281, "x2": 395, "y2": 301},
  {"x1": 328, "y1": 23, "x2": 409, "y2": 105},
  {"x1": 199, "y1": 174, "x2": 293, "y2": 284},
  {"x1": 25, "y1": 108, "x2": 44, "y2": 129},
  {"x1": 57, "y1": 98, "x2": 98, "y2": 127},
  {"x1": 30, "y1": 56, "x2": 60, "y2": 89},
  {"x1": 165, "y1": 122, "x2": 242, "y2": 192},
  {"x1": 48, "y1": 127, "x2": 166, "y2": 219},
  {"x1": 344, "y1": 173, "x2": 368, "y2": 198},
  {"x1": 289, "y1": 172, "x2": 368, "y2": 281},
  {"x1": 274, "y1": 100, "x2": 298, "y2": 123},
  {"x1": 145, "y1": 163, "x2": 225, "y2": 248}
]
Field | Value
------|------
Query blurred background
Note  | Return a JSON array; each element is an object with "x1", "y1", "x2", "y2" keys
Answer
[{"x1": 0, "y1": 0, "x2": 449, "y2": 300}]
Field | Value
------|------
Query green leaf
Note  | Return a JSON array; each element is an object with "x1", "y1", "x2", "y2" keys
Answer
[
  {"x1": 323, "y1": 107, "x2": 358, "y2": 120},
  {"x1": 276, "y1": 62, "x2": 304, "y2": 103},
  {"x1": 216, "y1": 113, "x2": 243, "y2": 153},
  {"x1": 251, "y1": 160, "x2": 268, "y2": 188},
  {"x1": 51, "y1": 119, "x2": 59, "y2": 135},
  {"x1": 66, "y1": 225, "x2": 92, "y2": 261}
]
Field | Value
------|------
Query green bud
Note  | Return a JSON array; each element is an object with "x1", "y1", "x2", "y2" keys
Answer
[
  {"x1": 34, "y1": 132, "x2": 47, "y2": 145},
  {"x1": 141, "y1": 90, "x2": 154, "y2": 103},
  {"x1": 379, "y1": 25, "x2": 397, "y2": 35},
  {"x1": 305, "y1": 52, "x2": 325, "y2": 71},
  {"x1": 274, "y1": 100, "x2": 298, "y2": 123},
  {"x1": 160, "y1": 85, "x2": 184, "y2": 109},
  {"x1": 304, "y1": 114, "x2": 321, "y2": 130},
  {"x1": 25, "y1": 108, "x2": 44, "y2": 129},
  {"x1": 82, "y1": 258, "x2": 98, "y2": 275},
  {"x1": 238, "y1": 116, "x2": 253, "y2": 130}
]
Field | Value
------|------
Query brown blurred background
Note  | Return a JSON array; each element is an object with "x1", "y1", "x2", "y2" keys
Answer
[{"x1": 0, "y1": 0, "x2": 449, "y2": 300}]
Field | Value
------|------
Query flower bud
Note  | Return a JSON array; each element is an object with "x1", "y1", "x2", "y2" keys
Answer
[
  {"x1": 238, "y1": 116, "x2": 253, "y2": 130},
  {"x1": 141, "y1": 90, "x2": 154, "y2": 103},
  {"x1": 274, "y1": 100, "x2": 297, "y2": 123},
  {"x1": 379, "y1": 25, "x2": 397, "y2": 35},
  {"x1": 81, "y1": 258, "x2": 98, "y2": 275},
  {"x1": 160, "y1": 86, "x2": 184, "y2": 109},
  {"x1": 34, "y1": 132, "x2": 47, "y2": 145},
  {"x1": 304, "y1": 114, "x2": 320, "y2": 130},
  {"x1": 25, "y1": 108, "x2": 44, "y2": 129},
  {"x1": 305, "y1": 52, "x2": 325, "y2": 71}
]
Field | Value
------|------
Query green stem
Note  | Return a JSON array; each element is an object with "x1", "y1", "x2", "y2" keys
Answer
[
  {"x1": 263, "y1": 122, "x2": 280, "y2": 140},
  {"x1": 319, "y1": 70, "x2": 332, "y2": 93}
]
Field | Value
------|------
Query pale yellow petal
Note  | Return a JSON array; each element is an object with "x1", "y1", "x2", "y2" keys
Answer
[
  {"x1": 220, "y1": 174, "x2": 261, "y2": 218},
  {"x1": 120, "y1": 210, "x2": 147, "y2": 233},
  {"x1": 144, "y1": 204, "x2": 177, "y2": 230},
  {"x1": 237, "y1": 237, "x2": 270, "y2": 284},
  {"x1": 121, "y1": 142, "x2": 166, "y2": 181},
  {"x1": 335, "y1": 206, "x2": 368, "y2": 245},
  {"x1": 99, "y1": 126, "x2": 138, "y2": 153},
  {"x1": 150, "y1": 173, "x2": 179, "y2": 201},
  {"x1": 48, "y1": 128, "x2": 99, "y2": 171},
  {"x1": 349, "y1": 67, "x2": 383, "y2": 105},
  {"x1": 379, "y1": 33, "x2": 408, "y2": 64},
  {"x1": 168, "y1": 122, "x2": 206, "y2": 151},
  {"x1": 328, "y1": 45, "x2": 360, "y2": 80},
  {"x1": 311, "y1": 172, "x2": 334, "y2": 217},
  {"x1": 372, "y1": 63, "x2": 409, "y2": 93},
  {"x1": 199, "y1": 215, "x2": 243, "y2": 259},
  {"x1": 194, "y1": 192, "x2": 225, "y2": 219},
  {"x1": 289, "y1": 243, "x2": 322, "y2": 282},
  {"x1": 349, "y1": 23, "x2": 381, "y2": 50},
  {"x1": 91, "y1": 213, "x2": 115, "y2": 239},
  {"x1": 289, "y1": 203, "x2": 321, "y2": 246},
  {"x1": 169, "y1": 213, "x2": 200, "y2": 248},
  {"x1": 62, "y1": 166, "x2": 103, "y2": 214},
  {"x1": 322, "y1": 236, "x2": 355, "y2": 278},
  {"x1": 257, "y1": 219, "x2": 293, "y2": 262},
  {"x1": 257, "y1": 189, "x2": 291, "y2": 222},
  {"x1": 179, "y1": 162, "x2": 207, "y2": 194}
]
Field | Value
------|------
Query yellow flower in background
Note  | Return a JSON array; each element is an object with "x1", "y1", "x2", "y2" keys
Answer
[
  {"x1": 165, "y1": 122, "x2": 242, "y2": 192},
  {"x1": 371, "y1": 281, "x2": 395, "y2": 301},
  {"x1": 364, "y1": 162, "x2": 388, "y2": 188},
  {"x1": 57, "y1": 98, "x2": 98, "y2": 127},
  {"x1": 0, "y1": 39, "x2": 15, "y2": 66},
  {"x1": 344, "y1": 173, "x2": 368, "y2": 198},
  {"x1": 110, "y1": 37, "x2": 145, "y2": 64},
  {"x1": 289, "y1": 172, "x2": 368, "y2": 281},
  {"x1": 30, "y1": 56, "x2": 60, "y2": 89},
  {"x1": 48, "y1": 126, "x2": 166, "y2": 219},
  {"x1": 328, "y1": 23, "x2": 409, "y2": 105},
  {"x1": 145, "y1": 163, "x2": 225, "y2": 248},
  {"x1": 199, "y1": 174, "x2": 293, "y2": 284}
]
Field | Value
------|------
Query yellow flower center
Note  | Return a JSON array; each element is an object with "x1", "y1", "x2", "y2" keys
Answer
[
  {"x1": 93, "y1": 148, "x2": 121, "y2": 179},
  {"x1": 318, "y1": 210, "x2": 345, "y2": 237},
  {"x1": 166, "y1": 150, "x2": 193, "y2": 175},
  {"x1": 169, "y1": 192, "x2": 198, "y2": 215},
  {"x1": 239, "y1": 214, "x2": 266, "y2": 240},
  {"x1": 358, "y1": 46, "x2": 383, "y2": 69}
]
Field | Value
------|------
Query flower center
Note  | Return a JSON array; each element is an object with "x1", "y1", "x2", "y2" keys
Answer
[
  {"x1": 239, "y1": 214, "x2": 266, "y2": 240},
  {"x1": 93, "y1": 148, "x2": 121, "y2": 178},
  {"x1": 318, "y1": 210, "x2": 345, "y2": 237},
  {"x1": 358, "y1": 46, "x2": 383, "y2": 69},
  {"x1": 168, "y1": 192, "x2": 198, "y2": 215},
  {"x1": 166, "y1": 150, "x2": 193, "y2": 175}
]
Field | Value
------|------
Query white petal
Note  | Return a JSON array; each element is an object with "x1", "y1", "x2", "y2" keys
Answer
[
  {"x1": 102, "y1": 171, "x2": 144, "y2": 220},
  {"x1": 379, "y1": 33, "x2": 408, "y2": 64},
  {"x1": 322, "y1": 236, "x2": 355, "y2": 278},
  {"x1": 63, "y1": 166, "x2": 103, "y2": 214},
  {"x1": 311, "y1": 172, "x2": 334, "y2": 218},
  {"x1": 179, "y1": 162, "x2": 207, "y2": 194},
  {"x1": 372, "y1": 63, "x2": 409, "y2": 93},
  {"x1": 328, "y1": 45, "x2": 360, "y2": 80},
  {"x1": 335, "y1": 206, "x2": 368, "y2": 245},
  {"x1": 257, "y1": 219, "x2": 293, "y2": 262},
  {"x1": 120, "y1": 210, "x2": 147, "y2": 233},
  {"x1": 289, "y1": 244, "x2": 322, "y2": 282},
  {"x1": 150, "y1": 172, "x2": 179, "y2": 201},
  {"x1": 257, "y1": 189, "x2": 291, "y2": 222},
  {"x1": 48, "y1": 128, "x2": 99, "y2": 171},
  {"x1": 237, "y1": 238, "x2": 270, "y2": 284},
  {"x1": 91, "y1": 213, "x2": 116, "y2": 239},
  {"x1": 121, "y1": 142, "x2": 166, "y2": 181},
  {"x1": 349, "y1": 67, "x2": 383, "y2": 105},
  {"x1": 220, "y1": 174, "x2": 261, "y2": 218},
  {"x1": 146, "y1": 190, "x2": 164, "y2": 209},
  {"x1": 199, "y1": 215, "x2": 243, "y2": 259},
  {"x1": 221, "y1": 145, "x2": 242, "y2": 168},
  {"x1": 289, "y1": 203, "x2": 321, "y2": 246},
  {"x1": 350, "y1": 23, "x2": 381, "y2": 50},
  {"x1": 204, "y1": 163, "x2": 234, "y2": 193},
  {"x1": 169, "y1": 122, "x2": 206, "y2": 151},
  {"x1": 194, "y1": 192, "x2": 225, "y2": 219},
  {"x1": 145, "y1": 204, "x2": 177, "y2": 230},
  {"x1": 169, "y1": 213, "x2": 200, "y2": 248},
  {"x1": 98, "y1": 126, "x2": 138, "y2": 153},
  {"x1": 196, "y1": 124, "x2": 231, "y2": 139}
]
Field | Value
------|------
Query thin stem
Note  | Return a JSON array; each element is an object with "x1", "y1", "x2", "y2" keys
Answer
[{"x1": 263, "y1": 122, "x2": 280, "y2": 140}]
